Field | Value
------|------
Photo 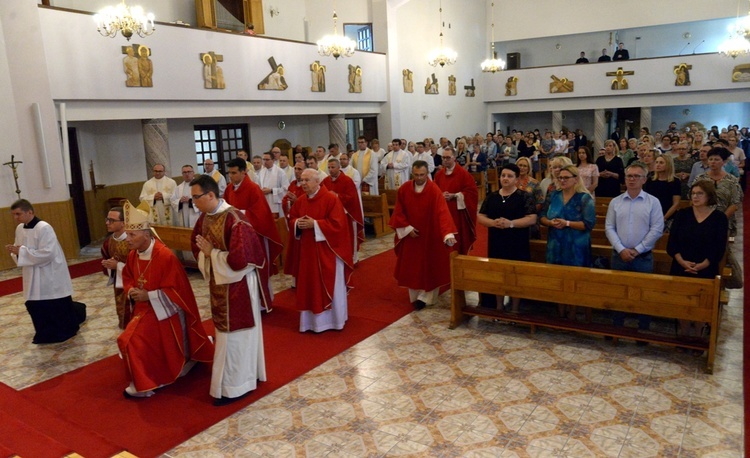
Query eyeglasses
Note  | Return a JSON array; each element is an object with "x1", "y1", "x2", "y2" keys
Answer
[
  {"x1": 690, "y1": 191, "x2": 706, "y2": 197},
  {"x1": 192, "y1": 192, "x2": 208, "y2": 200},
  {"x1": 105, "y1": 218, "x2": 123, "y2": 223},
  {"x1": 558, "y1": 175, "x2": 577, "y2": 180},
  {"x1": 625, "y1": 174, "x2": 645, "y2": 179}
]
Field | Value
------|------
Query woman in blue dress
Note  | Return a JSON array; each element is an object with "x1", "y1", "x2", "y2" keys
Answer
[{"x1": 540, "y1": 164, "x2": 596, "y2": 319}]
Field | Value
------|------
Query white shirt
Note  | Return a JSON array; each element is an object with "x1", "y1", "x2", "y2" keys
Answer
[
  {"x1": 171, "y1": 181, "x2": 202, "y2": 228},
  {"x1": 258, "y1": 164, "x2": 290, "y2": 213}
]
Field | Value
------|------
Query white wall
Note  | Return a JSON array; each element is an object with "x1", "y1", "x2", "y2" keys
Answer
[
  {"x1": 48, "y1": 0, "x2": 196, "y2": 25},
  {"x1": 304, "y1": 0, "x2": 371, "y2": 50},
  {"x1": 492, "y1": 0, "x2": 739, "y2": 41},
  {"x1": 494, "y1": 17, "x2": 736, "y2": 68},
  {"x1": 389, "y1": 0, "x2": 487, "y2": 141}
]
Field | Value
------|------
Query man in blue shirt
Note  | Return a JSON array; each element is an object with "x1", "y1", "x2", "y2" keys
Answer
[{"x1": 605, "y1": 163, "x2": 664, "y2": 335}]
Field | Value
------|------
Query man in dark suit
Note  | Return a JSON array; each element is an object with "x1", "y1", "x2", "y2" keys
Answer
[
  {"x1": 598, "y1": 48, "x2": 611, "y2": 62},
  {"x1": 613, "y1": 42, "x2": 630, "y2": 60},
  {"x1": 574, "y1": 129, "x2": 588, "y2": 150},
  {"x1": 575, "y1": 52, "x2": 589, "y2": 64}
]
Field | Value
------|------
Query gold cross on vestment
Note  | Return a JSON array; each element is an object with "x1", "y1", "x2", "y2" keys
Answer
[{"x1": 137, "y1": 275, "x2": 147, "y2": 289}]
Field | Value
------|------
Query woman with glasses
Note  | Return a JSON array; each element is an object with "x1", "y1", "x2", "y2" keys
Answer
[
  {"x1": 595, "y1": 139, "x2": 624, "y2": 197},
  {"x1": 667, "y1": 181, "x2": 728, "y2": 344},
  {"x1": 540, "y1": 165, "x2": 596, "y2": 320}
]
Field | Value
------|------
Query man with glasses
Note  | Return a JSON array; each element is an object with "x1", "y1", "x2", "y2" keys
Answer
[
  {"x1": 101, "y1": 206, "x2": 130, "y2": 329},
  {"x1": 172, "y1": 165, "x2": 201, "y2": 229},
  {"x1": 203, "y1": 159, "x2": 227, "y2": 196},
  {"x1": 605, "y1": 163, "x2": 664, "y2": 340},
  {"x1": 351, "y1": 136, "x2": 379, "y2": 195},
  {"x1": 190, "y1": 175, "x2": 267, "y2": 406},
  {"x1": 139, "y1": 163, "x2": 177, "y2": 225}
]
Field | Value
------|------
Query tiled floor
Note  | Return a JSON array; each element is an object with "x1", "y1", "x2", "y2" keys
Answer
[{"x1": 0, "y1": 218, "x2": 743, "y2": 457}]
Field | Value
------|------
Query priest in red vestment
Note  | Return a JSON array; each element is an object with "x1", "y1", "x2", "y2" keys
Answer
[
  {"x1": 282, "y1": 162, "x2": 307, "y2": 279},
  {"x1": 434, "y1": 146, "x2": 478, "y2": 255},
  {"x1": 322, "y1": 158, "x2": 364, "y2": 264},
  {"x1": 390, "y1": 160, "x2": 457, "y2": 310},
  {"x1": 223, "y1": 157, "x2": 281, "y2": 310},
  {"x1": 289, "y1": 169, "x2": 353, "y2": 332},
  {"x1": 118, "y1": 201, "x2": 213, "y2": 399},
  {"x1": 191, "y1": 175, "x2": 268, "y2": 406}
]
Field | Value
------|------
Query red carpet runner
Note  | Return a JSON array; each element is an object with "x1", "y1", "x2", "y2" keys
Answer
[{"x1": 16, "y1": 248, "x2": 416, "y2": 457}]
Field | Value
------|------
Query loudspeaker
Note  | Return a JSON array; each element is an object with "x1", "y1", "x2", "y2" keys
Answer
[{"x1": 506, "y1": 52, "x2": 520, "y2": 70}]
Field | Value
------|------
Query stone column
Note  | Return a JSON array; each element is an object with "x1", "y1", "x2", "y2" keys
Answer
[
  {"x1": 142, "y1": 118, "x2": 170, "y2": 177},
  {"x1": 328, "y1": 114, "x2": 346, "y2": 151},
  {"x1": 593, "y1": 109, "x2": 607, "y2": 151},
  {"x1": 551, "y1": 111, "x2": 563, "y2": 134},
  {"x1": 640, "y1": 107, "x2": 652, "y2": 136}
]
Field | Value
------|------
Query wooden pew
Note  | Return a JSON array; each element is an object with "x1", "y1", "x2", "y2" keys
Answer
[
  {"x1": 362, "y1": 193, "x2": 393, "y2": 237},
  {"x1": 449, "y1": 252, "x2": 722, "y2": 373},
  {"x1": 275, "y1": 217, "x2": 289, "y2": 270},
  {"x1": 470, "y1": 172, "x2": 487, "y2": 201},
  {"x1": 152, "y1": 225, "x2": 193, "y2": 251},
  {"x1": 384, "y1": 189, "x2": 398, "y2": 215},
  {"x1": 486, "y1": 168, "x2": 499, "y2": 193}
]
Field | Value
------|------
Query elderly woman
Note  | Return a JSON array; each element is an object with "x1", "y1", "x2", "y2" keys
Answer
[
  {"x1": 694, "y1": 147, "x2": 743, "y2": 238},
  {"x1": 576, "y1": 146, "x2": 599, "y2": 196},
  {"x1": 540, "y1": 165, "x2": 596, "y2": 319},
  {"x1": 540, "y1": 156, "x2": 573, "y2": 200},
  {"x1": 595, "y1": 139, "x2": 624, "y2": 197},
  {"x1": 668, "y1": 181, "x2": 728, "y2": 343},
  {"x1": 643, "y1": 153, "x2": 682, "y2": 230},
  {"x1": 477, "y1": 164, "x2": 537, "y2": 313},
  {"x1": 466, "y1": 142, "x2": 487, "y2": 173}
]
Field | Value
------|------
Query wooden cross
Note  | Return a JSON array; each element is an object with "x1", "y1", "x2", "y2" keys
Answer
[
  {"x1": 464, "y1": 78, "x2": 476, "y2": 97},
  {"x1": 606, "y1": 67, "x2": 634, "y2": 90}
]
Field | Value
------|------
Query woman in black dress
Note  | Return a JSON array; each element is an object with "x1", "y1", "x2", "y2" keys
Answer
[
  {"x1": 477, "y1": 164, "x2": 537, "y2": 312},
  {"x1": 595, "y1": 139, "x2": 624, "y2": 197},
  {"x1": 667, "y1": 181, "x2": 728, "y2": 341}
]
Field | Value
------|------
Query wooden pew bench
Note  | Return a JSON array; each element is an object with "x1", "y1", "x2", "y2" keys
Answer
[
  {"x1": 449, "y1": 252, "x2": 722, "y2": 373},
  {"x1": 362, "y1": 193, "x2": 393, "y2": 237},
  {"x1": 384, "y1": 189, "x2": 398, "y2": 215}
]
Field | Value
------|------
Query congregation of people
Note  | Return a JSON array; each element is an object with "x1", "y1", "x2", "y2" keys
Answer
[{"x1": 5, "y1": 120, "x2": 745, "y2": 403}]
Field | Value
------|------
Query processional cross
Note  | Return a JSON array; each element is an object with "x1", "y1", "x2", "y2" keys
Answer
[{"x1": 3, "y1": 155, "x2": 23, "y2": 199}]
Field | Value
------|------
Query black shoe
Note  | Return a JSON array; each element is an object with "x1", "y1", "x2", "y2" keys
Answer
[
  {"x1": 413, "y1": 300, "x2": 426, "y2": 310},
  {"x1": 213, "y1": 391, "x2": 250, "y2": 406}
]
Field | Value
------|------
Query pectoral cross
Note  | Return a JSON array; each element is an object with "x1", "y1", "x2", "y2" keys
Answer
[
  {"x1": 3, "y1": 155, "x2": 23, "y2": 198},
  {"x1": 137, "y1": 275, "x2": 147, "y2": 289}
]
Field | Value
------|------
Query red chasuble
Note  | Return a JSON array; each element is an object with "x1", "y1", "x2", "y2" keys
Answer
[
  {"x1": 191, "y1": 206, "x2": 268, "y2": 331},
  {"x1": 390, "y1": 180, "x2": 458, "y2": 293},
  {"x1": 282, "y1": 180, "x2": 306, "y2": 277},
  {"x1": 321, "y1": 173, "x2": 365, "y2": 253},
  {"x1": 223, "y1": 175, "x2": 283, "y2": 305},
  {"x1": 289, "y1": 187, "x2": 353, "y2": 314},
  {"x1": 117, "y1": 240, "x2": 213, "y2": 392},
  {"x1": 434, "y1": 166, "x2": 478, "y2": 255}
]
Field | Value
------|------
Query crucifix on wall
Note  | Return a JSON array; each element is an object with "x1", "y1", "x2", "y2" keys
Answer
[
  {"x1": 200, "y1": 51, "x2": 225, "y2": 89},
  {"x1": 606, "y1": 67, "x2": 634, "y2": 90},
  {"x1": 258, "y1": 56, "x2": 288, "y2": 90}
]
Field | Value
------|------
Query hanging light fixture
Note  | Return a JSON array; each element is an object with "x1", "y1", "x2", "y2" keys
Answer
[
  {"x1": 317, "y1": 1, "x2": 356, "y2": 59},
  {"x1": 480, "y1": 2, "x2": 505, "y2": 73},
  {"x1": 719, "y1": 0, "x2": 750, "y2": 58},
  {"x1": 427, "y1": 0, "x2": 457, "y2": 67},
  {"x1": 94, "y1": 0, "x2": 155, "y2": 41}
]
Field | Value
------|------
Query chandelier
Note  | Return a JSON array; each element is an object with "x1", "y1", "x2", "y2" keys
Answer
[
  {"x1": 317, "y1": 4, "x2": 356, "y2": 59},
  {"x1": 94, "y1": 0, "x2": 155, "y2": 41},
  {"x1": 480, "y1": 2, "x2": 505, "y2": 73},
  {"x1": 427, "y1": 0, "x2": 457, "y2": 67},
  {"x1": 719, "y1": 0, "x2": 750, "y2": 58}
]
